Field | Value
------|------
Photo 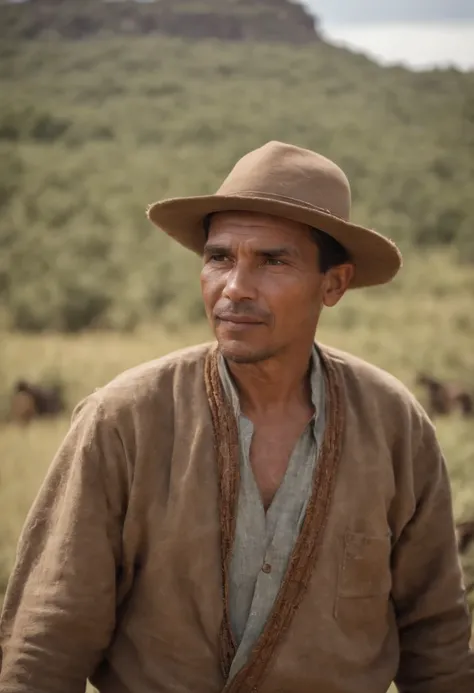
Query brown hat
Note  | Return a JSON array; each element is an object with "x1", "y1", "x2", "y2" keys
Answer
[{"x1": 147, "y1": 141, "x2": 402, "y2": 288}]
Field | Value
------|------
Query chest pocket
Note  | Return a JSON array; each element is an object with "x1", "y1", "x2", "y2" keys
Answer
[
  {"x1": 333, "y1": 531, "x2": 394, "y2": 651},
  {"x1": 337, "y1": 531, "x2": 392, "y2": 600}
]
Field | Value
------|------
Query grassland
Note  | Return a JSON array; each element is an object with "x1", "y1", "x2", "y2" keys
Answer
[{"x1": 1, "y1": 249, "x2": 473, "y2": 691}]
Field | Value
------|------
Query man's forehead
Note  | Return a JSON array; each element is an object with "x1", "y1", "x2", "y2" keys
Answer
[{"x1": 204, "y1": 215, "x2": 315, "y2": 259}]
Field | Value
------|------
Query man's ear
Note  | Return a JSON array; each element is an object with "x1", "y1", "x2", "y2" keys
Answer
[{"x1": 322, "y1": 264, "x2": 355, "y2": 307}]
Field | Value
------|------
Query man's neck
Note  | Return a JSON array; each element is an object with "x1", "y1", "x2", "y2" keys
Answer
[{"x1": 225, "y1": 344, "x2": 315, "y2": 417}]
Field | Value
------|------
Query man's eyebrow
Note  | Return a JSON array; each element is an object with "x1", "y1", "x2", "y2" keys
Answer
[
  {"x1": 204, "y1": 243, "x2": 297, "y2": 255},
  {"x1": 203, "y1": 243, "x2": 231, "y2": 255},
  {"x1": 255, "y1": 247, "x2": 297, "y2": 258}
]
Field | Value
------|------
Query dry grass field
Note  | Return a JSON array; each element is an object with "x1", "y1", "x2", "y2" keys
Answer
[{"x1": 0, "y1": 251, "x2": 473, "y2": 692}]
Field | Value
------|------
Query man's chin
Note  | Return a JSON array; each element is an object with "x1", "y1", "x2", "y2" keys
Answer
[{"x1": 217, "y1": 338, "x2": 273, "y2": 365}]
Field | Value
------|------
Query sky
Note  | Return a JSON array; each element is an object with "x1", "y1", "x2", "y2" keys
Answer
[
  {"x1": 303, "y1": 1, "x2": 474, "y2": 23},
  {"x1": 303, "y1": 0, "x2": 474, "y2": 71}
]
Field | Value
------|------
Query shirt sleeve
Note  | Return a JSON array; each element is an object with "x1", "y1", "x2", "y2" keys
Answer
[
  {"x1": 0, "y1": 394, "x2": 127, "y2": 693},
  {"x1": 393, "y1": 417, "x2": 474, "y2": 692}
]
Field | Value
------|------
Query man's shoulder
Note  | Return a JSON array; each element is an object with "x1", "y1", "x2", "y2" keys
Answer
[{"x1": 82, "y1": 342, "x2": 214, "y2": 417}]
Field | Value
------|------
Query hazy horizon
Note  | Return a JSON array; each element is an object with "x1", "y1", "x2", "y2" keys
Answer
[
  {"x1": 299, "y1": 1, "x2": 474, "y2": 71},
  {"x1": 303, "y1": 0, "x2": 474, "y2": 24},
  {"x1": 321, "y1": 20, "x2": 474, "y2": 72}
]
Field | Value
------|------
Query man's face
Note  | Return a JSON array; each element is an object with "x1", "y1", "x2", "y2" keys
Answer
[{"x1": 200, "y1": 211, "x2": 344, "y2": 364}]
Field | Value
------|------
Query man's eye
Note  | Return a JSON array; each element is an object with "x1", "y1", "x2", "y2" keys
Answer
[
  {"x1": 264, "y1": 258, "x2": 284, "y2": 266},
  {"x1": 209, "y1": 254, "x2": 228, "y2": 263}
]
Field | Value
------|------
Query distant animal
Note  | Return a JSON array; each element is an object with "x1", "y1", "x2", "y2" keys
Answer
[
  {"x1": 456, "y1": 521, "x2": 474, "y2": 556},
  {"x1": 9, "y1": 379, "x2": 65, "y2": 425},
  {"x1": 416, "y1": 373, "x2": 473, "y2": 419}
]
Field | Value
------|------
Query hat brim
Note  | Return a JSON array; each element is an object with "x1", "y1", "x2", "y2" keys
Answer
[{"x1": 147, "y1": 194, "x2": 402, "y2": 288}]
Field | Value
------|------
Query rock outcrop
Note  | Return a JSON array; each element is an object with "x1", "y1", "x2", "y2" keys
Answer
[{"x1": 0, "y1": 0, "x2": 320, "y2": 43}]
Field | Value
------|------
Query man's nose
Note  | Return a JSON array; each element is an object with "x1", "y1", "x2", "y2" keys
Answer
[{"x1": 222, "y1": 262, "x2": 258, "y2": 302}]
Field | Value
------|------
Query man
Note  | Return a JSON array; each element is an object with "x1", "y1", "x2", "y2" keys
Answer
[{"x1": 1, "y1": 141, "x2": 473, "y2": 692}]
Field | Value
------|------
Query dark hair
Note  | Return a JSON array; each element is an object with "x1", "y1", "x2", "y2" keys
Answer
[
  {"x1": 203, "y1": 214, "x2": 213, "y2": 237},
  {"x1": 310, "y1": 228, "x2": 351, "y2": 273},
  {"x1": 203, "y1": 214, "x2": 351, "y2": 272}
]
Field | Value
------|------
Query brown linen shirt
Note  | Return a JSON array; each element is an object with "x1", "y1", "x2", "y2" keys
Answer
[{"x1": 0, "y1": 342, "x2": 473, "y2": 693}]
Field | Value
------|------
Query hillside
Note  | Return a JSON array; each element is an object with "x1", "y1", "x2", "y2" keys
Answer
[
  {"x1": 0, "y1": 0, "x2": 319, "y2": 43},
  {"x1": 0, "y1": 31, "x2": 473, "y2": 332}
]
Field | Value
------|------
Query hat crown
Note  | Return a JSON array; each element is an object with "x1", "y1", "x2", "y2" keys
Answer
[{"x1": 216, "y1": 141, "x2": 351, "y2": 221}]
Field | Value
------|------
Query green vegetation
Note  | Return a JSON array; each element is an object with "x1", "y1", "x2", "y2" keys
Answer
[{"x1": 0, "y1": 32, "x2": 473, "y2": 331}]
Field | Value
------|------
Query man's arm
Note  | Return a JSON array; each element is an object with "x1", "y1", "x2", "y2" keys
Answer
[
  {"x1": 0, "y1": 394, "x2": 127, "y2": 693},
  {"x1": 392, "y1": 417, "x2": 474, "y2": 692}
]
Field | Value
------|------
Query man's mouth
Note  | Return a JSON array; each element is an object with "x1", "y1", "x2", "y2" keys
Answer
[{"x1": 216, "y1": 312, "x2": 264, "y2": 325}]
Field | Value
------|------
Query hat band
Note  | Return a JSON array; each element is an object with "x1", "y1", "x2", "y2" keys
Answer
[{"x1": 216, "y1": 189, "x2": 347, "y2": 221}]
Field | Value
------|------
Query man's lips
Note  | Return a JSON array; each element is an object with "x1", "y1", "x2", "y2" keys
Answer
[{"x1": 215, "y1": 312, "x2": 264, "y2": 325}]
